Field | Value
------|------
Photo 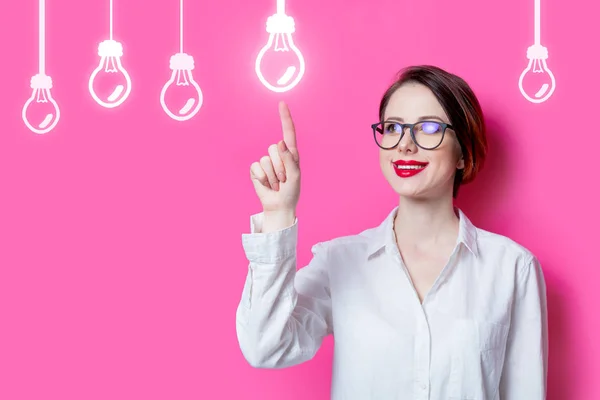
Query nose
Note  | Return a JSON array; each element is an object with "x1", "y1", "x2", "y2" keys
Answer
[{"x1": 396, "y1": 126, "x2": 417, "y2": 154}]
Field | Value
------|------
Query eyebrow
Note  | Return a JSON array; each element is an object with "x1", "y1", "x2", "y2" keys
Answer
[{"x1": 385, "y1": 115, "x2": 446, "y2": 123}]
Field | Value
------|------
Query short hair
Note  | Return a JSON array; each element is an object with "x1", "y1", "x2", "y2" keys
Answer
[{"x1": 378, "y1": 65, "x2": 488, "y2": 198}]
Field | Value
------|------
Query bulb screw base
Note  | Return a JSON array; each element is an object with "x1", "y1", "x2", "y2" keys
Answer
[
  {"x1": 30, "y1": 73, "x2": 53, "y2": 89},
  {"x1": 98, "y1": 40, "x2": 124, "y2": 57},
  {"x1": 170, "y1": 53, "x2": 195, "y2": 71},
  {"x1": 266, "y1": 13, "x2": 295, "y2": 34},
  {"x1": 527, "y1": 44, "x2": 548, "y2": 60}
]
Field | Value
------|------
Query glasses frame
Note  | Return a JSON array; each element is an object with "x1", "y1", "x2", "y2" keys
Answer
[{"x1": 371, "y1": 120, "x2": 454, "y2": 150}]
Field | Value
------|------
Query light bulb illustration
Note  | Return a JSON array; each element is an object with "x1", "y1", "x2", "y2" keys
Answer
[
  {"x1": 518, "y1": 0, "x2": 556, "y2": 103},
  {"x1": 23, "y1": 74, "x2": 60, "y2": 135},
  {"x1": 88, "y1": 0, "x2": 132, "y2": 108},
  {"x1": 255, "y1": 0, "x2": 305, "y2": 93},
  {"x1": 160, "y1": 54, "x2": 203, "y2": 121},
  {"x1": 160, "y1": 0, "x2": 203, "y2": 121},
  {"x1": 22, "y1": 0, "x2": 60, "y2": 135}
]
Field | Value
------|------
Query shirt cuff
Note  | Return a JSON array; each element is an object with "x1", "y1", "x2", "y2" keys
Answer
[{"x1": 241, "y1": 212, "x2": 298, "y2": 264}]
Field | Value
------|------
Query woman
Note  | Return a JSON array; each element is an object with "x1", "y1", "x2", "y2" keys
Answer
[{"x1": 236, "y1": 65, "x2": 548, "y2": 399}]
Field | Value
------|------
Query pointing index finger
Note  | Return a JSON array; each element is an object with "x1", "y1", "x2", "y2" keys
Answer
[{"x1": 279, "y1": 101, "x2": 297, "y2": 153}]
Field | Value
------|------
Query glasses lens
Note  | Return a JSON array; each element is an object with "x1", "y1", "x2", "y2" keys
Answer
[
  {"x1": 374, "y1": 122, "x2": 402, "y2": 149},
  {"x1": 375, "y1": 121, "x2": 445, "y2": 149},
  {"x1": 414, "y1": 121, "x2": 444, "y2": 149}
]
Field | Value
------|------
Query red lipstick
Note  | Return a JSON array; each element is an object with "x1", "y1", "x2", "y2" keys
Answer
[{"x1": 392, "y1": 160, "x2": 429, "y2": 178}]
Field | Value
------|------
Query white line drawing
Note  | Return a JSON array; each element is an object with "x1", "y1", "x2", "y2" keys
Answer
[
  {"x1": 255, "y1": 0, "x2": 305, "y2": 93},
  {"x1": 89, "y1": 0, "x2": 132, "y2": 108},
  {"x1": 22, "y1": 0, "x2": 60, "y2": 135},
  {"x1": 160, "y1": 0, "x2": 203, "y2": 122},
  {"x1": 518, "y1": 0, "x2": 556, "y2": 103}
]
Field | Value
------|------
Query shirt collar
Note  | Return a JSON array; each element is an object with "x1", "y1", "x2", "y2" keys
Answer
[{"x1": 366, "y1": 206, "x2": 479, "y2": 258}]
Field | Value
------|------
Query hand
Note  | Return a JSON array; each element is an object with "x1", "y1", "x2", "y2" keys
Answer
[{"x1": 250, "y1": 101, "x2": 301, "y2": 225}]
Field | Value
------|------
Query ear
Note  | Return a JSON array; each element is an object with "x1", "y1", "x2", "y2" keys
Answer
[{"x1": 457, "y1": 157, "x2": 465, "y2": 170}]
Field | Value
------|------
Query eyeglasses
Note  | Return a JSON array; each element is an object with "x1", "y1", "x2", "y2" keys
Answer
[{"x1": 371, "y1": 120, "x2": 454, "y2": 150}]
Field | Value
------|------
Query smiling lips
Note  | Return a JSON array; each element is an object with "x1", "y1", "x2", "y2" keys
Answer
[{"x1": 392, "y1": 160, "x2": 429, "y2": 178}]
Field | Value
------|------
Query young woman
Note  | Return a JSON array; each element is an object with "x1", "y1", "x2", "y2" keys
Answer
[{"x1": 236, "y1": 65, "x2": 548, "y2": 400}]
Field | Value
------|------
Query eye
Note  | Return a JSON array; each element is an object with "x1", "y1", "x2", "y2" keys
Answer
[
  {"x1": 420, "y1": 122, "x2": 442, "y2": 134},
  {"x1": 384, "y1": 122, "x2": 402, "y2": 134}
]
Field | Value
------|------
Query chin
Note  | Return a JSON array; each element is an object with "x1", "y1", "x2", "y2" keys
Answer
[
  {"x1": 386, "y1": 175, "x2": 444, "y2": 200},
  {"x1": 387, "y1": 180, "x2": 426, "y2": 199},
  {"x1": 390, "y1": 179, "x2": 454, "y2": 201},
  {"x1": 394, "y1": 187, "x2": 429, "y2": 200}
]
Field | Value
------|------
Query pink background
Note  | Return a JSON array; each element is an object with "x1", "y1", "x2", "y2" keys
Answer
[{"x1": 0, "y1": 0, "x2": 598, "y2": 398}]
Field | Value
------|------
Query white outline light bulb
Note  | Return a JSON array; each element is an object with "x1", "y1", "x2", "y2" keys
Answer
[
  {"x1": 160, "y1": 53, "x2": 203, "y2": 121},
  {"x1": 255, "y1": 10, "x2": 305, "y2": 92},
  {"x1": 22, "y1": 73, "x2": 60, "y2": 135},
  {"x1": 88, "y1": 39, "x2": 132, "y2": 108},
  {"x1": 518, "y1": 44, "x2": 556, "y2": 103}
]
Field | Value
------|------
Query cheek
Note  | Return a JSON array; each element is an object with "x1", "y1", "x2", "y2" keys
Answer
[
  {"x1": 379, "y1": 150, "x2": 390, "y2": 167},
  {"x1": 424, "y1": 155, "x2": 459, "y2": 179},
  {"x1": 434, "y1": 141, "x2": 462, "y2": 168}
]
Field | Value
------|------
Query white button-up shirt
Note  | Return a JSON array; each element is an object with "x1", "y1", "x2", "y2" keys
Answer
[{"x1": 236, "y1": 207, "x2": 548, "y2": 400}]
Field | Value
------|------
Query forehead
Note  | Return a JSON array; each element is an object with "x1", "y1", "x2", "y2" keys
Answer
[{"x1": 384, "y1": 82, "x2": 449, "y2": 121}]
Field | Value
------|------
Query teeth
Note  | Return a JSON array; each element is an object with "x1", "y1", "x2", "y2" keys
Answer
[{"x1": 394, "y1": 164, "x2": 426, "y2": 170}]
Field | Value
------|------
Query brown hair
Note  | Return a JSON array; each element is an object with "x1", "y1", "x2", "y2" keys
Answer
[{"x1": 378, "y1": 65, "x2": 488, "y2": 198}]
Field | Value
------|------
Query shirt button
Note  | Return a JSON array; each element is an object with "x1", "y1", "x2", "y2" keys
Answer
[{"x1": 420, "y1": 382, "x2": 427, "y2": 390}]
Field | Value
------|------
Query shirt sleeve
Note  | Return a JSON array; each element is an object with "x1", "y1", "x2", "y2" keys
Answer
[
  {"x1": 235, "y1": 212, "x2": 333, "y2": 369},
  {"x1": 499, "y1": 255, "x2": 549, "y2": 399}
]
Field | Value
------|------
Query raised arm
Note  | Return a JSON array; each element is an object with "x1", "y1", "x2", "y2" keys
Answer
[{"x1": 236, "y1": 102, "x2": 332, "y2": 368}]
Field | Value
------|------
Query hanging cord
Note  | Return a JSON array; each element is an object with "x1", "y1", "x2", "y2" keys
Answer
[
  {"x1": 39, "y1": 0, "x2": 45, "y2": 74},
  {"x1": 180, "y1": 0, "x2": 184, "y2": 52},
  {"x1": 534, "y1": 0, "x2": 540, "y2": 45}
]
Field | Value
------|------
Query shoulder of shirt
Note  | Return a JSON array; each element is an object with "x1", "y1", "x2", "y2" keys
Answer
[
  {"x1": 309, "y1": 225, "x2": 382, "y2": 254},
  {"x1": 474, "y1": 226, "x2": 539, "y2": 268}
]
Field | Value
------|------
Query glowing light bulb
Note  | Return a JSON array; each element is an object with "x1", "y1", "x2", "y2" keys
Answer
[
  {"x1": 255, "y1": 3, "x2": 305, "y2": 93},
  {"x1": 25, "y1": 0, "x2": 59, "y2": 134},
  {"x1": 88, "y1": 39, "x2": 132, "y2": 108},
  {"x1": 160, "y1": 53, "x2": 203, "y2": 121},
  {"x1": 22, "y1": 73, "x2": 60, "y2": 135},
  {"x1": 518, "y1": 44, "x2": 556, "y2": 103},
  {"x1": 518, "y1": 0, "x2": 555, "y2": 103}
]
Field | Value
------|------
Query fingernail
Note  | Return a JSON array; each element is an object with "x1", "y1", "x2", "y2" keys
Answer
[
  {"x1": 281, "y1": 141, "x2": 288, "y2": 152},
  {"x1": 278, "y1": 172, "x2": 286, "y2": 182},
  {"x1": 273, "y1": 182, "x2": 279, "y2": 191}
]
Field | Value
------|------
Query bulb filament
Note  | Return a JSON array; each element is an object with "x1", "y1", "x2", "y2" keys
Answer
[
  {"x1": 274, "y1": 33, "x2": 290, "y2": 52},
  {"x1": 176, "y1": 70, "x2": 191, "y2": 86},
  {"x1": 105, "y1": 57, "x2": 119, "y2": 73},
  {"x1": 36, "y1": 89, "x2": 49, "y2": 102},
  {"x1": 532, "y1": 59, "x2": 545, "y2": 73}
]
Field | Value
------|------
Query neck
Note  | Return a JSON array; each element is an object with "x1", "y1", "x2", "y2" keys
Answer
[{"x1": 393, "y1": 193, "x2": 459, "y2": 249}]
